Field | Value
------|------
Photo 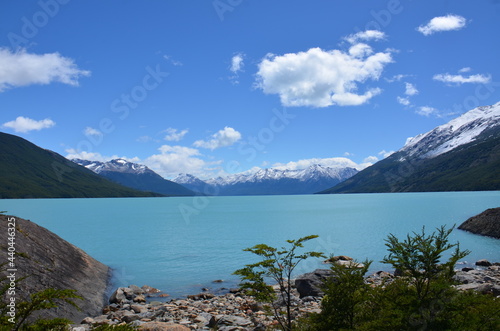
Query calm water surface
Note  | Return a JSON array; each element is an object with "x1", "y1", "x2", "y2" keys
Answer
[{"x1": 2, "y1": 192, "x2": 499, "y2": 298}]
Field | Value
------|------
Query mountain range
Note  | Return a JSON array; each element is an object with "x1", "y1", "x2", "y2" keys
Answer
[
  {"x1": 320, "y1": 102, "x2": 500, "y2": 193},
  {"x1": 0, "y1": 132, "x2": 161, "y2": 199},
  {"x1": 1, "y1": 102, "x2": 498, "y2": 198},
  {"x1": 173, "y1": 165, "x2": 359, "y2": 195},
  {"x1": 72, "y1": 158, "x2": 196, "y2": 196}
]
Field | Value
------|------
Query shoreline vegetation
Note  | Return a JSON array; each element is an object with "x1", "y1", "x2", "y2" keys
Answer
[
  {"x1": 72, "y1": 261, "x2": 500, "y2": 330},
  {"x1": 1, "y1": 211, "x2": 499, "y2": 330}
]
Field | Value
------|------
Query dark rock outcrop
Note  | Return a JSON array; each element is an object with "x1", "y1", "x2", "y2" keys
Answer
[
  {"x1": 0, "y1": 215, "x2": 110, "y2": 322},
  {"x1": 458, "y1": 207, "x2": 500, "y2": 238},
  {"x1": 295, "y1": 269, "x2": 334, "y2": 298}
]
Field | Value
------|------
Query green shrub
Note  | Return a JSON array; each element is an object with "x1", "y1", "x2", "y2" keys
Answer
[
  {"x1": 309, "y1": 259, "x2": 372, "y2": 330},
  {"x1": 234, "y1": 235, "x2": 325, "y2": 331}
]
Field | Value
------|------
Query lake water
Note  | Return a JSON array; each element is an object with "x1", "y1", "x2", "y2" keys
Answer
[{"x1": 2, "y1": 192, "x2": 499, "y2": 298}]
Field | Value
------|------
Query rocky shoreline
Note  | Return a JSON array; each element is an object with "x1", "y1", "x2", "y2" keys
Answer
[{"x1": 72, "y1": 260, "x2": 500, "y2": 331}]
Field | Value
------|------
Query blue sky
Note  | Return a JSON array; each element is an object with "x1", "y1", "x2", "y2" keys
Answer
[{"x1": 1, "y1": 0, "x2": 499, "y2": 179}]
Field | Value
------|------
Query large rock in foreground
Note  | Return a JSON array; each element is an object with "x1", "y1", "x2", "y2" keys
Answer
[
  {"x1": 295, "y1": 269, "x2": 334, "y2": 298},
  {"x1": 458, "y1": 207, "x2": 500, "y2": 239},
  {"x1": 0, "y1": 215, "x2": 110, "y2": 322}
]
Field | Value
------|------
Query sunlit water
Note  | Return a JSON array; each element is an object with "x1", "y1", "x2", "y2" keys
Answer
[{"x1": 2, "y1": 192, "x2": 499, "y2": 298}]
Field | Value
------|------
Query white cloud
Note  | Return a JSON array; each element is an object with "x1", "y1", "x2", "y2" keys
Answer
[
  {"x1": 144, "y1": 145, "x2": 207, "y2": 178},
  {"x1": 433, "y1": 73, "x2": 491, "y2": 85},
  {"x1": 397, "y1": 96, "x2": 410, "y2": 106},
  {"x1": 363, "y1": 156, "x2": 379, "y2": 164},
  {"x1": 65, "y1": 149, "x2": 140, "y2": 163},
  {"x1": 416, "y1": 106, "x2": 438, "y2": 117},
  {"x1": 386, "y1": 74, "x2": 410, "y2": 83},
  {"x1": 272, "y1": 157, "x2": 366, "y2": 171},
  {"x1": 256, "y1": 42, "x2": 392, "y2": 107},
  {"x1": 230, "y1": 53, "x2": 244, "y2": 73},
  {"x1": 163, "y1": 128, "x2": 188, "y2": 141},
  {"x1": 193, "y1": 126, "x2": 242, "y2": 150},
  {"x1": 345, "y1": 30, "x2": 386, "y2": 44},
  {"x1": 378, "y1": 150, "x2": 394, "y2": 158},
  {"x1": 397, "y1": 82, "x2": 418, "y2": 106},
  {"x1": 458, "y1": 67, "x2": 471, "y2": 73},
  {"x1": 417, "y1": 14, "x2": 467, "y2": 36},
  {"x1": 405, "y1": 82, "x2": 418, "y2": 96},
  {"x1": 229, "y1": 53, "x2": 245, "y2": 84},
  {"x1": 0, "y1": 48, "x2": 90, "y2": 92},
  {"x1": 84, "y1": 127, "x2": 102, "y2": 137},
  {"x1": 2, "y1": 116, "x2": 55, "y2": 133}
]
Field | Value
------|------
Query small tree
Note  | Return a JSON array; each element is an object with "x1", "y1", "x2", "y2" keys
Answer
[
  {"x1": 380, "y1": 224, "x2": 470, "y2": 328},
  {"x1": 312, "y1": 258, "x2": 372, "y2": 330},
  {"x1": 382, "y1": 225, "x2": 469, "y2": 301},
  {"x1": 234, "y1": 235, "x2": 325, "y2": 331}
]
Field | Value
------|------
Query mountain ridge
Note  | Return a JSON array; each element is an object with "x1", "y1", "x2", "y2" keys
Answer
[
  {"x1": 173, "y1": 164, "x2": 358, "y2": 195},
  {"x1": 320, "y1": 102, "x2": 500, "y2": 194},
  {"x1": 72, "y1": 158, "x2": 196, "y2": 196},
  {"x1": 0, "y1": 132, "x2": 161, "y2": 199}
]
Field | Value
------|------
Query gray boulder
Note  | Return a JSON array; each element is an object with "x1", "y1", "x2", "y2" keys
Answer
[
  {"x1": 0, "y1": 215, "x2": 110, "y2": 323},
  {"x1": 295, "y1": 269, "x2": 334, "y2": 298},
  {"x1": 476, "y1": 259, "x2": 493, "y2": 267},
  {"x1": 458, "y1": 207, "x2": 500, "y2": 238}
]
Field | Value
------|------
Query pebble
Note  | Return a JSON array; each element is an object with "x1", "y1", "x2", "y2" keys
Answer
[{"x1": 73, "y1": 260, "x2": 499, "y2": 330}]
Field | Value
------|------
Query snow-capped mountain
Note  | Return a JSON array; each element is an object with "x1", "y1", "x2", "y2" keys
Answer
[
  {"x1": 173, "y1": 164, "x2": 358, "y2": 195},
  {"x1": 74, "y1": 158, "x2": 150, "y2": 175},
  {"x1": 72, "y1": 158, "x2": 195, "y2": 196},
  {"x1": 401, "y1": 102, "x2": 500, "y2": 159},
  {"x1": 322, "y1": 102, "x2": 500, "y2": 193}
]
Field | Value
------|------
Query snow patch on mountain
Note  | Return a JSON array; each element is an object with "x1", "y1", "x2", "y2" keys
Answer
[
  {"x1": 73, "y1": 158, "x2": 150, "y2": 175},
  {"x1": 402, "y1": 102, "x2": 500, "y2": 159},
  {"x1": 173, "y1": 163, "x2": 358, "y2": 195}
]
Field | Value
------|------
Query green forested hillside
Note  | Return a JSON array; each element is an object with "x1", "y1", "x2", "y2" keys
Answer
[
  {"x1": 0, "y1": 132, "x2": 161, "y2": 198},
  {"x1": 320, "y1": 127, "x2": 500, "y2": 194}
]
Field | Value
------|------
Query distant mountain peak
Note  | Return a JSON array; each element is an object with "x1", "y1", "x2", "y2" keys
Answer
[
  {"x1": 402, "y1": 102, "x2": 500, "y2": 159},
  {"x1": 321, "y1": 101, "x2": 500, "y2": 194},
  {"x1": 172, "y1": 163, "x2": 358, "y2": 195},
  {"x1": 72, "y1": 159, "x2": 195, "y2": 196},
  {"x1": 72, "y1": 158, "x2": 151, "y2": 175}
]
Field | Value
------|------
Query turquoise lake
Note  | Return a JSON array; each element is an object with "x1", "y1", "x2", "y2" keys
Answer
[{"x1": 2, "y1": 192, "x2": 499, "y2": 298}]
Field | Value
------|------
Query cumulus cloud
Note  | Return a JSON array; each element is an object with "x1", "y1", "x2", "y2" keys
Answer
[
  {"x1": 2, "y1": 116, "x2": 55, "y2": 133},
  {"x1": 163, "y1": 128, "x2": 189, "y2": 141},
  {"x1": 65, "y1": 149, "x2": 140, "y2": 163},
  {"x1": 0, "y1": 48, "x2": 90, "y2": 92},
  {"x1": 84, "y1": 127, "x2": 103, "y2": 137},
  {"x1": 144, "y1": 145, "x2": 206, "y2": 178},
  {"x1": 433, "y1": 73, "x2": 491, "y2": 85},
  {"x1": 363, "y1": 156, "x2": 379, "y2": 164},
  {"x1": 417, "y1": 14, "x2": 467, "y2": 35},
  {"x1": 193, "y1": 127, "x2": 242, "y2": 150},
  {"x1": 255, "y1": 38, "x2": 392, "y2": 108},
  {"x1": 397, "y1": 96, "x2": 410, "y2": 106},
  {"x1": 379, "y1": 150, "x2": 395, "y2": 158},
  {"x1": 272, "y1": 157, "x2": 366, "y2": 171},
  {"x1": 405, "y1": 82, "x2": 418, "y2": 96},
  {"x1": 397, "y1": 82, "x2": 418, "y2": 106},
  {"x1": 229, "y1": 53, "x2": 245, "y2": 84},
  {"x1": 386, "y1": 74, "x2": 411, "y2": 83},
  {"x1": 230, "y1": 53, "x2": 244, "y2": 73},
  {"x1": 345, "y1": 30, "x2": 386, "y2": 44},
  {"x1": 458, "y1": 67, "x2": 471, "y2": 73},
  {"x1": 416, "y1": 106, "x2": 438, "y2": 117}
]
